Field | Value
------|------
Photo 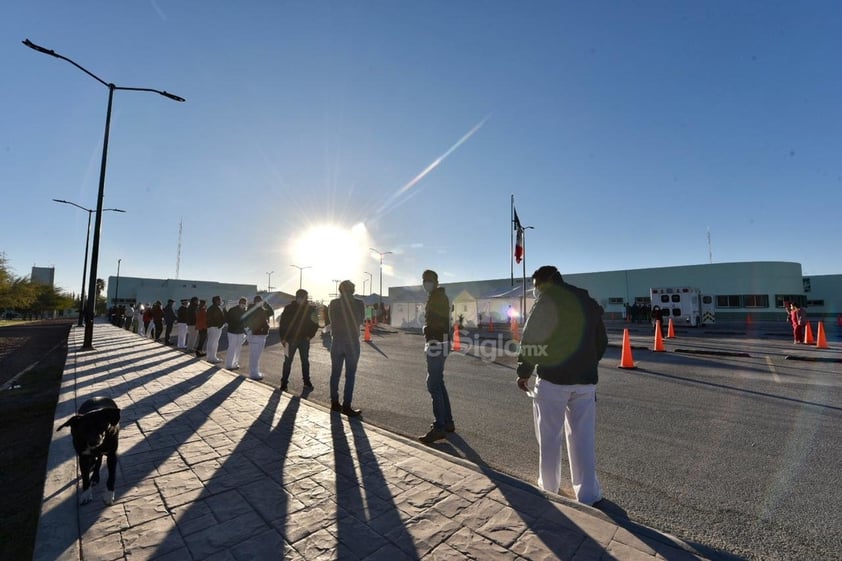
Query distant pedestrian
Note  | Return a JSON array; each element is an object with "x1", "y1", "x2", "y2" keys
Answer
[
  {"x1": 225, "y1": 297, "x2": 248, "y2": 370},
  {"x1": 327, "y1": 280, "x2": 365, "y2": 416},
  {"x1": 133, "y1": 304, "x2": 144, "y2": 335},
  {"x1": 418, "y1": 269, "x2": 455, "y2": 444},
  {"x1": 186, "y1": 297, "x2": 199, "y2": 350},
  {"x1": 176, "y1": 299, "x2": 189, "y2": 348},
  {"x1": 163, "y1": 299, "x2": 177, "y2": 344},
  {"x1": 151, "y1": 301, "x2": 164, "y2": 341},
  {"x1": 278, "y1": 289, "x2": 319, "y2": 392},
  {"x1": 244, "y1": 295, "x2": 273, "y2": 380},
  {"x1": 206, "y1": 296, "x2": 226, "y2": 363},
  {"x1": 195, "y1": 299, "x2": 208, "y2": 357},
  {"x1": 142, "y1": 305, "x2": 153, "y2": 337},
  {"x1": 517, "y1": 265, "x2": 608, "y2": 506},
  {"x1": 790, "y1": 302, "x2": 806, "y2": 344}
]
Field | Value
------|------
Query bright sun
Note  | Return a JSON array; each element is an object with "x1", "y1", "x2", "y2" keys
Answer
[{"x1": 290, "y1": 223, "x2": 371, "y2": 291}]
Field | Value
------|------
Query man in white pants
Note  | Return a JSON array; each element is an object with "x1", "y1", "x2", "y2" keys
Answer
[
  {"x1": 244, "y1": 295, "x2": 272, "y2": 380},
  {"x1": 516, "y1": 265, "x2": 608, "y2": 506},
  {"x1": 225, "y1": 298, "x2": 248, "y2": 370},
  {"x1": 176, "y1": 299, "x2": 189, "y2": 349},
  {"x1": 205, "y1": 295, "x2": 226, "y2": 364}
]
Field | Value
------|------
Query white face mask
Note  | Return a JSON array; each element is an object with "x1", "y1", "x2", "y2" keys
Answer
[
  {"x1": 533, "y1": 286, "x2": 541, "y2": 298},
  {"x1": 423, "y1": 281, "x2": 435, "y2": 292}
]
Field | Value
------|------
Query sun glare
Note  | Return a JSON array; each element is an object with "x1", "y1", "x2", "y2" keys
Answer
[{"x1": 291, "y1": 223, "x2": 371, "y2": 289}]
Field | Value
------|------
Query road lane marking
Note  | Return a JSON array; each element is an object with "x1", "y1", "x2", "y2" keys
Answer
[{"x1": 765, "y1": 356, "x2": 782, "y2": 384}]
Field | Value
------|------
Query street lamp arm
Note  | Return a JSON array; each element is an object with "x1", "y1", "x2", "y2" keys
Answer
[
  {"x1": 23, "y1": 39, "x2": 185, "y2": 102},
  {"x1": 116, "y1": 86, "x2": 186, "y2": 102},
  {"x1": 23, "y1": 39, "x2": 110, "y2": 88},
  {"x1": 52, "y1": 198, "x2": 90, "y2": 212}
]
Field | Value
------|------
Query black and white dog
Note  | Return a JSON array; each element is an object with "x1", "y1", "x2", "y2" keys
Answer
[{"x1": 57, "y1": 397, "x2": 121, "y2": 505}]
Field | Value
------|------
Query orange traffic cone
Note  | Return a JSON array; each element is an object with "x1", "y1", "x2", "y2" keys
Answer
[
  {"x1": 746, "y1": 313, "x2": 753, "y2": 326},
  {"x1": 618, "y1": 328, "x2": 636, "y2": 369},
  {"x1": 666, "y1": 317, "x2": 676, "y2": 339},
  {"x1": 488, "y1": 318, "x2": 494, "y2": 332},
  {"x1": 452, "y1": 323, "x2": 462, "y2": 351},
  {"x1": 803, "y1": 322, "x2": 815, "y2": 345},
  {"x1": 364, "y1": 320, "x2": 371, "y2": 342},
  {"x1": 510, "y1": 318, "x2": 520, "y2": 341},
  {"x1": 653, "y1": 320, "x2": 666, "y2": 352},
  {"x1": 816, "y1": 321, "x2": 829, "y2": 349},
  {"x1": 837, "y1": 315, "x2": 842, "y2": 328}
]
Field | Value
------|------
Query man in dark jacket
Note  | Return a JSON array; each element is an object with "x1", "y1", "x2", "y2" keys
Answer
[
  {"x1": 278, "y1": 289, "x2": 318, "y2": 392},
  {"x1": 206, "y1": 296, "x2": 226, "y2": 364},
  {"x1": 176, "y1": 299, "x2": 189, "y2": 349},
  {"x1": 516, "y1": 265, "x2": 608, "y2": 506},
  {"x1": 327, "y1": 280, "x2": 365, "y2": 416},
  {"x1": 243, "y1": 295, "x2": 273, "y2": 380},
  {"x1": 225, "y1": 297, "x2": 248, "y2": 370},
  {"x1": 163, "y1": 299, "x2": 177, "y2": 345},
  {"x1": 418, "y1": 269, "x2": 455, "y2": 443},
  {"x1": 186, "y1": 296, "x2": 199, "y2": 351}
]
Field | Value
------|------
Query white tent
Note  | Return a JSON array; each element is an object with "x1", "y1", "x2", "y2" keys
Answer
[{"x1": 476, "y1": 285, "x2": 534, "y2": 324}]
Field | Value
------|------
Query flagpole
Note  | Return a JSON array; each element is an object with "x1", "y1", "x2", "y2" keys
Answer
[{"x1": 510, "y1": 194, "x2": 514, "y2": 286}]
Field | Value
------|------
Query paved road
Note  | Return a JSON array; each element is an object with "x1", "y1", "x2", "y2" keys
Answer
[{"x1": 177, "y1": 320, "x2": 842, "y2": 561}]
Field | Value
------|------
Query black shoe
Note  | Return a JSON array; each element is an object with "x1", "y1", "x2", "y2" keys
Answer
[
  {"x1": 280, "y1": 385, "x2": 288, "y2": 392},
  {"x1": 303, "y1": 381, "x2": 314, "y2": 390},
  {"x1": 419, "y1": 427, "x2": 447, "y2": 444},
  {"x1": 444, "y1": 421, "x2": 456, "y2": 433},
  {"x1": 331, "y1": 401, "x2": 342, "y2": 412},
  {"x1": 342, "y1": 404, "x2": 362, "y2": 417}
]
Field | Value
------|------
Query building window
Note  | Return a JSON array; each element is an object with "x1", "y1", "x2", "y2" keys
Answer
[
  {"x1": 743, "y1": 295, "x2": 769, "y2": 308},
  {"x1": 716, "y1": 295, "x2": 741, "y2": 308},
  {"x1": 806, "y1": 299, "x2": 824, "y2": 307},
  {"x1": 608, "y1": 297, "x2": 624, "y2": 304},
  {"x1": 776, "y1": 295, "x2": 805, "y2": 308}
]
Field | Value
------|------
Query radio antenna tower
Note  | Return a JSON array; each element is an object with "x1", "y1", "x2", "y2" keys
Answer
[
  {"x1": 707, "y1": 228, "x2": 713, "y2": 264},
  {"x1": 176, "y1": 218, "x2": 183, "y2": 279}
]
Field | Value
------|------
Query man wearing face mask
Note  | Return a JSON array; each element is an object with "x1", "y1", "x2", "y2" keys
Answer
[
  {"x1": 327, "y1": 280, "x2": 365, "y2": 416},
  {"x1": 418, "y1": 269, "x2": 455, "y2": 444},
  {"x1": 278, "y1": 289, "x2": 319, "y2": 392},
  {"x1": 516, "y1": 265, "x2": 608, "y2": 506},
  {"x1": 225, "y1": 297, "x2": 248, "y2": 370}
]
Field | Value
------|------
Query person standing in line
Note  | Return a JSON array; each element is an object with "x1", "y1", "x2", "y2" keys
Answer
[
  {"x1": 516, "y1": 265, "x2": 608, "y2": 506},
  {"x1": 151, "y1": 301, "x2": 164, "y2": 342},
  {"x1": 195, "y1": 299, "x2": 208, "y2": 357},
  {"x1": 243, "y1": 295, "x2": 273, "y2": 380},
  {"x1": 134, "y1": 303, "x2": 145, "y2": 335},
  {"x1": 124, "y1": 303, "x2": 134, "y2": 330},
  {"x1": 327, "y1": 280, "x2": 365, "y2": 416},
  {"x1": 418, "y1": 269, "x2": 455, "y2": 444},
  {"x1": 176, "y1": 299, "x2": 189, "y2": 349},
  {"x1": 278, "y1": 289, "x2": 318, "y2": 392},
  {"x1": 206, "y1": 296, "x2": 226, "y2": 364},
  {"x1": 225, "y1": 297, "x2": 248, "y2": 370},
  {"x1": 186, "y1": 296, "x2": 199, "y2": 351},
  {"x1": 142, "y1": 305, "x2": 153, "y2": 337},
  {"x1": 163, "y1": 299, "x2": 177, "y2": 345}
]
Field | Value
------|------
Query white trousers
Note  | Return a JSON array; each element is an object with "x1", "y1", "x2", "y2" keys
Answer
[
  {"x1": 532, "y1": 379, "x2": 602, "y2": 505},
  {"x1": 187, "y1": 325, "x2": 198, "y2": 351},
  {"x1": 207, "y1": 326, "x2": 222, "y2": 361},
  {"x1": 176, "y1": 323, "x2": 188, "y2": 348},
  {"x1": 226, "y1": 332, "x2": 245, "y2": 369},
  {"x1": 247, "y1": 333, "x2": 267, "y2": 378}
]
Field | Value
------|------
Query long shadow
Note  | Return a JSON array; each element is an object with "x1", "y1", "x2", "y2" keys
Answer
[
  {"x1": 330, "y1": 415, "x2": 418, "y2": 559},
  {"x1": 72, "y1": 353, "x2": 200, "y2": 394},
  {"x1": 41, "y1": 371, "x2": 245, "y2": 559},
  {"x1": 634, "y1": 368, "x2": 842, "y2": 412},
  {"x1": 365, "y1": 341, "x2": 389, "y2": 358},
  {"x1": 445, "y1": 434, "x2": 742, "y2": 561}
]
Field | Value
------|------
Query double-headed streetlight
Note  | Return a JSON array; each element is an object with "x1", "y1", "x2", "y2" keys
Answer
[
  {"x1": 25, "y1": 39, "x2": 185, "y2": 349},
  {"x1": 369, "y1": 248, "x2": 392, "y2": 323},
  {"x1": 363, "y1": 271, "x2": 373, "y2": 296},
  {"x1": 290, "y1": 265, "x2": 312, "y2": 291},
  {"x1": 52, "y1": 198, "x2": 125, "y2": 327}
]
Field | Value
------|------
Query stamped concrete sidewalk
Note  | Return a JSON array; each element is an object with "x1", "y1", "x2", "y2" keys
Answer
[{"x1": 35, "y1": 323, "x2": 710, "y2": 561}]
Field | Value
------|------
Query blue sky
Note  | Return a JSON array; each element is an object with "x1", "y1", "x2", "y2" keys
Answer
[{"x1": 3, "y1": 1, "x2": 841, "y2": 301}]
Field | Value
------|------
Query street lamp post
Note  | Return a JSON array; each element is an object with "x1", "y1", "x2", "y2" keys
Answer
[
  {"x1": 369, "y1": 248, "x2": 392, "y2": 324},
  {"x1": 26, "y1": 39, "x2": 185, "y2": 350},
  {"x1": 52, "y1": 199, "x2": 125, "y2": 327},
  {"x1": 331, "y1": 279, "x2": 340, "y2": 299},
  {"x1": 364, "y1": 271, "x2": 373, "y2": 296},
  {"x1": 266, "y1": 271, "x2": 274, "y2": 292},
  {"x1": 290, "y1": 265, "x2": 311, "y2": 291}
]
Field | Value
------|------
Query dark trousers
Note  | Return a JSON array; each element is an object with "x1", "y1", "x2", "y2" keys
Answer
[
  {"x1": 282, "y1": 339, "x2": 311, "y2": 386},
  {"x1": 164, "y1": 322, "x2": 174, "y2": 344},
  {"x1": 195, "y1": 329, "x2": 208, "y2": 352}
]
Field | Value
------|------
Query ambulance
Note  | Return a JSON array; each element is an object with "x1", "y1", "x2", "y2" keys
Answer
[{"x1": 649, "y1": 287, "x2": 715, "y2": 326}]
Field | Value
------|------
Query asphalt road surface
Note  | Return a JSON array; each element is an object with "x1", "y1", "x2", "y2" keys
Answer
[{"x1": 197, "y1": 320, "x2": 842, "y2": 561}]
